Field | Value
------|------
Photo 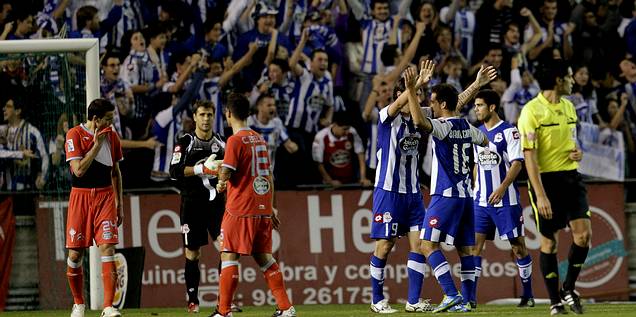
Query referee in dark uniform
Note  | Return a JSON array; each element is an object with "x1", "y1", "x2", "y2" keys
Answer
[
  {"x1": 518, "y1": 60, "x2": 591, "y2": 316},
  {"x1": 169, "y1": 100, "x2": 225, "y2": 313}
]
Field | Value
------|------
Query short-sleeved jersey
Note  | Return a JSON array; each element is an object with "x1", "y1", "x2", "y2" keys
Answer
[
  {"x1": 222, "y1": 128, "x2": 273, "y2": 216},
  {"x1": 65, "y1": 124, "x2": 123, "y2": 188},
  {"x1": 518, "y1": 93, "x2": 578, "y2": 173},
  {"x1": 312, "y1": 126, "x2": 364, "y2": 183},
  {"x1": 169, "y1": 133, "x2": 225, "y2": 199},
  {"x1": 247, "y1": 115, "x2": 289, "y2": 170},
  {"x1": 286, "y1": 68, "x2": 334, "y2": 134},
  {"x1": 374, "y1": 107, "x2": 423, "y2": 194},
  {"x1": 429, "y1": 117, "x2": 487, "y2": 198},
  {"x1": 473, "y1": 121, "x2": 523, "y2": 207}
]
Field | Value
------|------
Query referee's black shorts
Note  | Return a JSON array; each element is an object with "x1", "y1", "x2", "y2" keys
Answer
[
  {"x1": 528, "y1": 169, "x2": 590, "y2": 237},
  {"x1": 180, "y1": 195, "x2": 225, "y2": 249}
]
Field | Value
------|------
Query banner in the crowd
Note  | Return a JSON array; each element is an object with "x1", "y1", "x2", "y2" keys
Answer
[
  {"x1": 0, "y1": 197, "x2": 15, "y2": 311},
  {"x1": 578, "y1": 122, "x2": 625, "y2": 181},
  {"x1": 36, "y1": 185, "x2": 627, "y2": 309}
]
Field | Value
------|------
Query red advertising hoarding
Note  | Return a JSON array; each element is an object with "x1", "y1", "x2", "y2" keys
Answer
[{"x1": 36, "y1": 184, "x2": 628, "y2": 309}]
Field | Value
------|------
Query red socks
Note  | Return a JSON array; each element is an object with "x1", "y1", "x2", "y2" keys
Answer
[
  {"x1": 262, "y1": 261, "x2": 291, "y2": 310},
  {"x1": 101, "y1": 256, "x2": 117, "y2": 307},
  {"x1": 218, "y1": 261, "x2": 240, "y2": 315},
  {"x1": 66, "y1": 258, "x2": 84, "y2": 305}
]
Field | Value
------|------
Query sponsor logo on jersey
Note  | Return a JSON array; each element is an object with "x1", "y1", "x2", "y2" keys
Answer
[
  {"x1": 513, "y1": 130, "x2": 520, "y2": 139},
  {"x1": 428, "y1": 216, "x2": 440, "y2": 228},
  {"x1": 398, "y1": 135, "x2": 419, "y2": 156},
  {"x1": 477, "y1": 149, "x2": 501, "y2": 170},
  {"x1": 329, "y1": 149, "x2": 352, "y2": 167},
  {"x1": 181, "y1": 224, "x2": 190, "y2": 234},
  {"x1": 383, "y1": 212, "x2": 392, "y2": 223},
  {"x1": 374, "y1": 213, "x2": 383, "y2": 223},
  {"x1": 253, "y1": 176, "x2": 271, "y2": 195},
  {"x1": 66, "y1": 139, "x2": 75, "y2": 152},
  {"x1": 171, "y1": 151, "x2": 182, "y2": 165}
]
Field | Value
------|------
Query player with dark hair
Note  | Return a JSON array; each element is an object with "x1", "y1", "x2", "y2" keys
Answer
[
  {"x1": 64, "y1": 98, "x2": 123, "y2": 317},
  {"x1": 518, "y1": 59, "x2": 590, "y2": 315},
  {"x1": 472, "y1": 89, "x2": 534, "y2": 308},
  {"x1": 168, "y1": 100, "x2": 226, "y2": 313},
  {"x1": 410, "y1": 61, "x2": 496, "y2": 313},
  {"x1": 212, "y1": 93, "x2": 295, "y2": 317}
]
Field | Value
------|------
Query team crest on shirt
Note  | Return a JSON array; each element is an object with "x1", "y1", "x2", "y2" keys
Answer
[
  {"x1": 330, "y1": 149, "x2": 351, "y2": 167},
  {"x1": 344, "y1": 141, "x2": 352, "y2": 150},
  {"x1": 374, "y1": 213, "x2": 383, "y2": 223},
  {"x1": 383, "y1": 212, "x2": 392, "y2": 223},
  {"x1": 398, "y1": 134, "x2": 420, "y2": 156},
  {"x1": 428, "y1": 216, "x2": 440, "y2": 228},
  {"x1": 171, "y1": 151, "x2": 182, "y2": 165},
  {"x1": 253, "y1": 176, "x2": 271, "y2": 195},
  {"x1": 181, "y1": 224, "x2": 190, "y2": 234},
  {"x1": 211, "y1": 143, "x2": 220, "y2": 152},
  {"x1": 477, "y1": 149, "x2": 501, "y2": 170},
  {"x1": 494, "y1": 133, "x2": 503, "y2": 143}
]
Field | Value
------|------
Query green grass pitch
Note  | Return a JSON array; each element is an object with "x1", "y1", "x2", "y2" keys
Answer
[{"x1": 3, "y1": 304, "x2": 636, "y2": 317}]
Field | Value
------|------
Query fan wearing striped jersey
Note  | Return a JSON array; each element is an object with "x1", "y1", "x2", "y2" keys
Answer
[
  {"x1": 413, "y1": 62, "x2": 497, "y2": 313},
  {"x1": 368, "y1": 66, "x2": 433, "y2": 314},
  {"x1": 472, "y1": 90, "x2": 534, "y2": 308}
]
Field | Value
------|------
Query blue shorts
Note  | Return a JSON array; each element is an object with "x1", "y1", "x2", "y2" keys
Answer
[
  {"x1": 474, "y1": 204, "x2": 524, "y2": 241},
  {"x1": 370, "y1": 188, "x2": 425, "y2": 239},
  {"x1": 420, "y1": 196, "x2": 474, "y2": 246}
]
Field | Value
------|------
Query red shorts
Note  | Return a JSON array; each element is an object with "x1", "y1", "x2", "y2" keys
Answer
[
  {"x1": 219, "y1": 212, "x2": 272, "y2": 255},
  {"x1": 66, "y1": 186, "x2": 118, "y2": 248}
]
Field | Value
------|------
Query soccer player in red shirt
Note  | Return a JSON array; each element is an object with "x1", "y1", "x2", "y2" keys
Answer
[
  {"x1": 64, "y1": 99, "x2": 123, "y2": 317},
  {"x1": 212, "y1": 93, "x2": 295, "y2": 317}
]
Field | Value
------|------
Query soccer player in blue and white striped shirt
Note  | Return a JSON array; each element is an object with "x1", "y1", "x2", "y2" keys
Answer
[
  {"x1": 415, "y1": 62, "x2": 497, "y2": 313},
  {"x1": 472, "y1": 89, "x2": 534, "y2": 308},
  {"x1": 368, "y1": 66, "x2": 433, "y2": 314},
  {"x1": 286, "y1": 29, "x2": 334, "y2": 136}
]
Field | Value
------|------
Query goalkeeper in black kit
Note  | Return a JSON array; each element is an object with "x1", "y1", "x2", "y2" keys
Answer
[{"x1": 169, "y1": 100, "x2": 226, "y2": 313}]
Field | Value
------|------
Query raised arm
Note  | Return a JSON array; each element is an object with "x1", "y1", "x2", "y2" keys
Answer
[
  {"x1": 165, "y1": 54, "x2": 201, "y2": 94},
  {"x1": 610, "y1": 93, "x2": 630, "y2": 130},
  {"x1": 265, "y1": 29, "x2": 279, "y2": 66},
  {"x1": 457, "y1": 65, "x2": 497, "y2": 112},
  {"x1": 405, "y1": 64, "x2": 430, "y2": 131},
  {"x1": 219, "y1": 42, "x2": 259, "y2": 87},
  {"x1": 520, "y1": 7, "x2": 543, "y2": 55},
  {"x1": 442, "y1": 0, "x2": 461, "y2": 24},
  {"x1": 289, "y1": 29, "x2": 309, "y2": 76},
  {"x1": 346, "y1": 0, "x2": 366, "y2": 21},
  {"x1": 383, "y1": 22, "x2": 426, "y2": 85}
]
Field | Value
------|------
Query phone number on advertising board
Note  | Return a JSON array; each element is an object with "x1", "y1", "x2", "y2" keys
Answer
[{"x1": 250, "y1": 286, "x2": 390, "y2": 305}]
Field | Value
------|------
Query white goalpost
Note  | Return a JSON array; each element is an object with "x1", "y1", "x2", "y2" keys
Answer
[{"x1": 0, "y1": 38, "x2": 104, "y2": 310}]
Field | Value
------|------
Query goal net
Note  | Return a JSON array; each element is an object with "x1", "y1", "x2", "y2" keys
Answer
[{"x1": 0, "y1": 38, "x2": 102, "y2": 309}]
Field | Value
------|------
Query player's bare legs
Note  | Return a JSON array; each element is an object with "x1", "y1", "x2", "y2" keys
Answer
[
  {"x1": 370, "y1": 238, "x2": 398, "y2": 313},
  {"x1": 421, "y1": 241, "x2": 461, "y2": 313},
  {"x1": 184, "y1": 247, "x2": 201, "y2": 312}
]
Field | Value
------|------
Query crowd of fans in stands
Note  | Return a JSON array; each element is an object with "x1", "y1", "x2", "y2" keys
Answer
[{"x1": 1, "y1": 0, "x2": 636, "y2": 192}]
